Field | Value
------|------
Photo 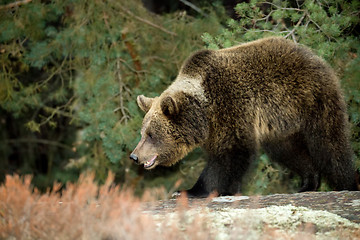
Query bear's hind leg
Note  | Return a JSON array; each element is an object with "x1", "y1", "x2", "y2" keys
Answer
[
  {"x1": 298, "y1": 172, "x2": 320, "y2": 192},
  {"x1": 263, "y1": 132, "x2": 321, "y2": 192},
  {"x1": 306, "y1": 123, "x2": 357, "y2": 191}
]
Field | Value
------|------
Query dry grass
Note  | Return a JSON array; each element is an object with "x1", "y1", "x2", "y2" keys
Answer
[
  {"x1": 0, "y1": 172, "x2": 160, "y2": 239},
  {"x1": 1, "y1": 173, "x2": 359, "y2": 240},
  {"x1": 0, "y1": 172, "x2": 215, "y2": 240}
]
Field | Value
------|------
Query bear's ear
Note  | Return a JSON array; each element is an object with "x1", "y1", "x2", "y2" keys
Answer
[
  {"x1": 161, "y1": 96, "x2": 179, "y2": 117},
  {"x1": 137, "y1": 95, "x2": 153, "y2": 113}
]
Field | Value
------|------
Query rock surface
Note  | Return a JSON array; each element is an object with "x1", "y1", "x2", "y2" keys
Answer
[{"x1": 143, "y1": 191, "x2": 360, "y2": 239}]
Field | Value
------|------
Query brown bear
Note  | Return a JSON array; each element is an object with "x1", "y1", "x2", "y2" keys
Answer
[{"x1": 130, "y1": 37, "x2": 358, "y2": 197}]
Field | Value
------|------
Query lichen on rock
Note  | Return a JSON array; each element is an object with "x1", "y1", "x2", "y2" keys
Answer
[{"x1": 148, "y1": 204, "x2": 360, "y2": 239}]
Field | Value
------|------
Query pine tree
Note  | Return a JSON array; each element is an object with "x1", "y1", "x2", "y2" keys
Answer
[{"x1": 0, "y1": 0, "x2": 222, "y2": 192}]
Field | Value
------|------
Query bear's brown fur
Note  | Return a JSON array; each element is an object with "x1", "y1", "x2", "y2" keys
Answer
[{"x1": 130, "y1": 37, "x2": 358, "y2": 197}]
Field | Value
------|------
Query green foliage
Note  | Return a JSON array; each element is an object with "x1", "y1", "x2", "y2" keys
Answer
[
  {"x1": 243, "y1": 154, "x2": 301, "y2": 195},
  {"x1": 203, "y1": 0, "x2": 360, "y2": 194},
  {"x1": 204, "y1": 0, "x2": 359, "y2": 63},
  {"x1": 343, "y1": 47, "x2": 360, "y2": 170},
  {"x1": 1, "y1": 0, "x2": 359, "y2": 195},
  {"x1": 0, "y1": 0, "x2": 223, "y2": 192}
]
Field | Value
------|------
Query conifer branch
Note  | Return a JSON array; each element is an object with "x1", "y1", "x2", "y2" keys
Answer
[{"x1": 0, "y1": 0, "x2": 32, "y2": 10}]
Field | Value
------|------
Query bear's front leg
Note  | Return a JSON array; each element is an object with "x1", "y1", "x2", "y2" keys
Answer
[
  {"x1": 185, "y1": 165, "x2": 213, "y2": 198},
  {"x1": 186, "y1": 148, "x2": 255, "y2": 198}
]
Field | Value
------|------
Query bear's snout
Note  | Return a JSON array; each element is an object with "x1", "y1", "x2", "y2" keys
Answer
[{"x1": 129, "y1": 153, "x2": 139, "y2": 164}]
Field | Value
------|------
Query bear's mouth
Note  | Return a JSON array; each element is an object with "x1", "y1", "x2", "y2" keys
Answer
[{"x1": 144, "y1": 155, "x2": 157, "y2": 169}]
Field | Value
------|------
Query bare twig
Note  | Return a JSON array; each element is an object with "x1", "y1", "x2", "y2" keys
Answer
[
  {"x1": 4, "y1": 138, "x2": 72, "y2": 150},
  {"x1": 43, "y1": 106, "x2": 75, "y2": 120},
  {"x1": 285, "y1": 26, "x2": 297, "y2": 43},
  {"x1": 146, "y1": 56, "x2": 167, "y2": 63},
  {"x1": 118, "y1": 58, "x2": 147, "y2": 74},
  {"x1": 179, "y1": 0, "x2": 208, "y2": 17},
  {"x1": 113, "y1": 60, "x2": 130, "y2": 124},
  {"x1": 36, "y1": 96, "x2": 76, "y2": 127},
  {"x1": 256, "y1": 10, "x2": 275, "y2": 23},
  {"x1": 308, "y1": 17, "x2": 334, "y2": 41},
  {"x1": 252, "y1": 9, "x2": 277, "y2": 28},
  {"x1": 284, "y1": 12, "x2": 307, "y2": 42},
  {"x1": 121, "y1": 32, "x2": 142, "y2": 86},
  {"x1": 0, "y1": 0, "x2": 31, "y2": 10},
  {"x1": 260, "y1": 1, "x2": 305, "y2": 12},
  {"x1": 36, "y1": 57, "x2": 67, "y2": 90},
  {"x1": 118, "y1": 6, "x2": 177, "y2": 36},
  {"x1": 245, "y1": 29, "x2": 290, "y2": 34}
]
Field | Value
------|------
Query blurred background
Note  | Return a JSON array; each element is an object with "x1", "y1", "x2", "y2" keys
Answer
[{"x1": 1, "y1": 0, "x2": 359, "y2": 196}]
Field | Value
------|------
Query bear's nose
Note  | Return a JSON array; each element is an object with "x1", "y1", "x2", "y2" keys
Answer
[{"x1": 130, "y1": 153, "x2": 139, "y2": 164}]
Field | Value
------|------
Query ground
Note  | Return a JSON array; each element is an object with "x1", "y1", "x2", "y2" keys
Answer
[{"x1": 143, "y1": 191, "x2": 360, "y2": 239}]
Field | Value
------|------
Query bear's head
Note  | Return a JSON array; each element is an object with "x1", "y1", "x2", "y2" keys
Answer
[{"x1": 130, "y1": 92, "x2": 208, "y2": 169}]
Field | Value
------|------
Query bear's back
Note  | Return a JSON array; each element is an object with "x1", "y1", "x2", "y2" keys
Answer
[
  {"x1": 186, "y1": 37, "x2": 333, "y2": 86},
  {"x1": 180, "y1": 37, "x2": 344, "y2": 140},
  {"x1": 182, "y1": 37, "x2": 339, "y2": 108}
]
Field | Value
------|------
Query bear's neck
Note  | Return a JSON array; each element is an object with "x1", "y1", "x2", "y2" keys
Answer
[
  {"x1": 165, "y1": 73, "x2": 210, "y2": 145},
  {"x1": 165, "y1": 73, "x2": 207, "y2": 104}
]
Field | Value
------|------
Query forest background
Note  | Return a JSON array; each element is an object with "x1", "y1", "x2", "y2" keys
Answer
[{"x1": 1, "y1": 0, "x2": 359, "y2": 196}]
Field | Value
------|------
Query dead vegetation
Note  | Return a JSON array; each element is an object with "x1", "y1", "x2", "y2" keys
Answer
[{"x1": 1, "y1": 173, "x2": 359, "y2": 240}]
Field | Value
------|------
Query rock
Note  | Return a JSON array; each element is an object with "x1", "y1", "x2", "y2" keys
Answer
[{"x1": 143, "y1": 191, "x2": 360, "y2": 239}]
